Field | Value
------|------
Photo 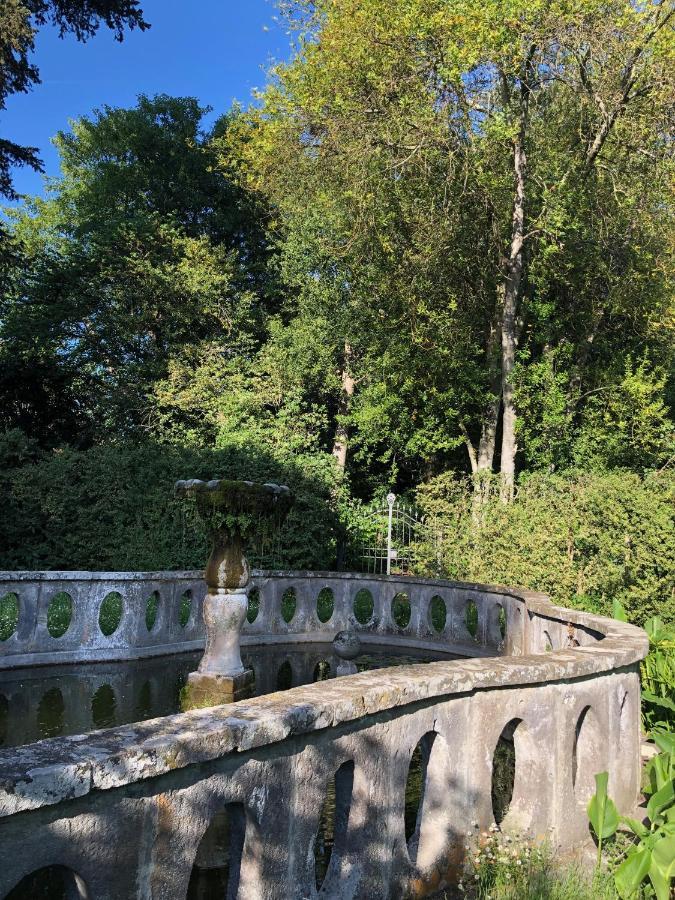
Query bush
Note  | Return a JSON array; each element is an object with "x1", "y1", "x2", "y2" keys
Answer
[
  {"x1": 0, "y1": 434, "x2": 344, "y2": 572},
  {"x1": 415, "y1": 470, "x2": 675, "y2": 625}
]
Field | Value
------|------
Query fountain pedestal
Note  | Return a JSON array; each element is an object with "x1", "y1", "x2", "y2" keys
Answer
[{"x1": 175, "y1": 479, "x2": 292, "y2": 706}]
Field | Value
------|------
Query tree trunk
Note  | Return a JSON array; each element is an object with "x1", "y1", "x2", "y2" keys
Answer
[
  {"x1": 478, "y1": 315, "x2": 502, "y2": 473},
  {"x1": 332, "y1": 341, "x2": 354, "y2": 471},
  {"x1": 499, "y1": 76, "x2": 529, "y2": 504}
]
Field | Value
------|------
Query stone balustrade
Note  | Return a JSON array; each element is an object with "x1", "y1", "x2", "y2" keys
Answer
[{"x1": 0, "y1": 571, "x2": 648, "y2": 899}]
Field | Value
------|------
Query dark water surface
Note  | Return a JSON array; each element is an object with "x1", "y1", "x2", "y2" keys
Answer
[{"x1": 0, "y1": 643, "x2": 458, "y2": 749}]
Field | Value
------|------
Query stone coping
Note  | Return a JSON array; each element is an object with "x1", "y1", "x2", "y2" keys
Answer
[{"x1": 0, "y1": 574, "x2": 647, "y2": 818}]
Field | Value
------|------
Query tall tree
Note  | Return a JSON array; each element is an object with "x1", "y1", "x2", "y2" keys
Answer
[
  {"x1": 0, "y1": 0, "x2": 148, "y2": 200},
  {"x1": 239, "y1": 0, "x2": 674, "y2": 494}
]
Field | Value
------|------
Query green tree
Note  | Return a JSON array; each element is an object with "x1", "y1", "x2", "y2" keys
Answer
[{"x1": 1, "y1": 95, "x2": 278, "y2": 446}]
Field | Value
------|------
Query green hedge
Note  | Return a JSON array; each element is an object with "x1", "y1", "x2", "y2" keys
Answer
[
  {"x1": 0, "y1": 432, "x2": 342, "y2": 572},
  {"x1": 415, "y1": 470, "x2": 675, "y2": 625}
]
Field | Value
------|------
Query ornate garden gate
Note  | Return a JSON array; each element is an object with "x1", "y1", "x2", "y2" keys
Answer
[{"x1": 355, "y1": 493, "x2": 442, "y2": 575}]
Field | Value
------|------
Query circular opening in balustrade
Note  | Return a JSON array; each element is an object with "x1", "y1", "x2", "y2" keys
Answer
[
  {"x1": 179, "y1": 590, "x2": 192, "y2": 628},
  {"x1": 316, "y1": 588, "x2": 334, "y2": 623},
  {"x1": 145, "y1": 591, "x2": 160, "y2": 632},
  {"x1": 37, "y1": 687, "x2": 65, "y2": 739},
  {"x1": 313, "y1": 660, "x2": 331, "y2": 682},
  {"x1": 47, "y1": 592, "x2": 72, "y2": 638},
  {"x1": 314, "y1": 761, "x2": 354, "y2": 892},
  {"x1": 465, "y1": 599, "x2": 478, "y2": 640},
  {"x1": 0, "y1": 592, "x2": 19, "y2": 641},
  {"x1": 492, "y1": 719, "x2": 519, "y2": 825},
  {"x1": 4, "y1": 866, "x2": 91, "y2": 900},
  {"x1": 187, "y1": 803, "x2": 246, "y2": 900},
  {"x1": 429, "y1": 595, "x2": 447, "y2": 633},
  {"x1": 276, "y1": 660, "x2": 293, "y2": 691},
  {"x1": 247, "y1": 587, "x2": 260, "y2": 624},
  {"x1": 353, "y1": 589, "x2": 374, "y2": 625},
  {"x1": 281, "y1": 588, "x2": 296, "y2": 623},
  {"x1": 99, "y1": 592, "x2": 123, "y2": 637},
  {"x1": 91, "y1": 684, "x2": 116, "y2": 729},
  {"x1": 391, "y1": 592, "x2": 411, "y2": 629}
]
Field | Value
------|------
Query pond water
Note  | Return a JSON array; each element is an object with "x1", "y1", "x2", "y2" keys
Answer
[
  {"x1": 1, "y1": 643, "x2": 516, "y2": 900},
  {"x1": 0, "y1": 642, "x2": 458, "y2": 750}
]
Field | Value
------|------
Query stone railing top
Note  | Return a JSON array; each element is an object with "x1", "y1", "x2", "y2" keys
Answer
[{"x1": 0, "y1": 573, "x2": 648, "y2": 818}]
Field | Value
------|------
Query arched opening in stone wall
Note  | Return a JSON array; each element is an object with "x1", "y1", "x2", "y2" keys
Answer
[
  {"x1": 4, "y1": 865, "x2": 91, "y2": 900},
  {"x1": 135, "y1": 679, "x2": 153, "y2": 720},
  {"x1": 179, "y1": 590, "x2": 192, "y2": 627},
  {"x1": 47, "y1": 592, "x2": 72, "y2": 638},
  {"x1": 405, "y1": 731, "x2": 453, "y2": 871},
  {"x1": 313, "y1": 660, "x2": 331, "y2": 682},
  {"x1": 314, "y1": 760, "x2": 355, "y2": 892},
  {"x1": 246, "y1": 587, "x2": 260, "y2": 623},
  {"x1": 0, "y1": 591, "x2": 19, "y2": 641},
  {"x1": 281, "y1": 588, "x2": 296, "y2": 623},
  {"x1": 145, "y1": 591, "x2": 160, "y2": 631},
  {"x1": 353, "y1": 589, "x2": 374, "y2": 624},
  {"x1": 392, "y1": 592, "x2": 411, "y2": 629},
  {"x1": 429, "y1": 595, "x2": 447, "y2": 633},
  {"x1": 0, "y1": 692, "x2": 8, "y2": 747},
  {"x1": 573, "y1": 705, "x2": 605, "y2": 803},
  {"x1": 187, "y1": 802, "x2": 246, "y2": 900},
  {"x1": 492, "y1": 719, "x2": 520, "y2": 825},
  {"x1": 37, "y1": 687, "x2": 65, "y2": 739},
  {"x1": 98, "y1": 591, "x2": 123, "y2": 636}
]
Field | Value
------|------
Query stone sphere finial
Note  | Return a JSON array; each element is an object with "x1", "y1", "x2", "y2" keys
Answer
[{"x1": 332, "y1": 629, "x2": 361, "y2": 661}]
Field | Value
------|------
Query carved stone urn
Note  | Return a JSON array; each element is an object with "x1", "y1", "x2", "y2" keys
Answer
[{"x1": 175, "y1": 478, "x2": 293, "y2": 704}]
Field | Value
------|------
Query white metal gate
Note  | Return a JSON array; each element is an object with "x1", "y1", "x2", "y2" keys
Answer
[{"x1": 356, "y1": 493, "x2": 441, "y2": 575}]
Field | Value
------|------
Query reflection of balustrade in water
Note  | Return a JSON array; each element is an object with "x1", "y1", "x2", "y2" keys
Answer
[{"x1": 0, "y1": 570, "x2": 648, "y2": 899}]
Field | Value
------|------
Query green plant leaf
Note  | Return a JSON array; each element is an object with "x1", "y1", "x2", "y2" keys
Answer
[
  {"x1": 588, "y1": 772, "x2": 619, "y2": 840},
  {"x1": 615, "y1": 848, "x2": 651, "y2": 898},
  {"x1": 648, "y1": 862, "x2": 671, "y2": 900},
  {"x1": 613, "y1": 599, "x2": 628, "y2": 622},
  {"x1": 647, "y1": 779, "x2": 675, "y2": 823},
  {"x1": 651, "y1": 834, "x2": 675, "y2": 879},
  {"x1": 621, "y1": 816, "x2": 649, "y2": 839},
  {"x1": 654, "y1": 733, "x2": 675, "y2": 756}
]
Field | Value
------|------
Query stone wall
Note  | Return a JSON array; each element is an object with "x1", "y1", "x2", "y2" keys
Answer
[{"x1": 0, "y1": 572, "x2": 648, "y2": 899}]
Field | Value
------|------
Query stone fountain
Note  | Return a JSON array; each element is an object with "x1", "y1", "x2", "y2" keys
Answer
[{"x1": 175, "y1": 478, "x2": 293, "y2": 704}]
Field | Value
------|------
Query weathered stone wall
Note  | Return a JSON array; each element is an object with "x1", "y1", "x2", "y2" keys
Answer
[{"x1": 0, "y1": 572, "x2": 648, "y2": 899}]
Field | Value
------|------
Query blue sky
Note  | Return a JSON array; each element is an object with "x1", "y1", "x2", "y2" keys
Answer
[{"x1": 2, "y1": 0, "x2": 290, "y2": 202}]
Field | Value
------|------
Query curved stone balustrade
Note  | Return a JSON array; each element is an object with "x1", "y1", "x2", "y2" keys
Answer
[{"x1": 0, "y1": 570, "x2": 648, "y2": 899}]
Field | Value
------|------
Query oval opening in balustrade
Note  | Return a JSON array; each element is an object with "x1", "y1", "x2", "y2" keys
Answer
[
  {"x1": 0, "y1": 693, "x2": 9, "y2": 748},
  {"x1": 315, "y1": 760, "x2": 355, "y2": 892},
  {"x1": 353, "y1": 589, "x2": 374, "y2": 625},
  {"x1": 37, "y1": 687, "x2": 65, "y2": 739},
  {"x1": 47, "y1": 591, "x2": 72, "y2": 638},
  {"x1": 246, "y1": 587, "x2": 260, "y2": 624},
  {"x1": 187, "y1": 803, "x2": 246, "y2": 900},
  {"x1": 91, "y1": 683, "x2": 116, "y2": 729},
  {"x1": 276, "y1": 660, "x2": 293, "y2": 691},
  {"x1": 573, "y1": 705, "x2": 605, "y2": 803},
  {"x1": 5, "y1": 866, "x2": 91, "y2": 900},
  {"x1": 99, "y1": 591, "x2": 123, "y2": 637},
  {"x1": 179, "y1": 590, "x2": 192, "y2": 628},
  {"x1": 429, "y1": 595, "x2": 446, "y2": 633},
  {"x1": 465, "y1": 599, "x2": 478, "y2": 640},
  {"x1": 492, "y1": 719, "x2": 519, "y2": 825},
  {"x1": 281, "y1": 588, "x2": 296, "y2": 624},
  {"x1": 313, "y1": 660, "x2": 331, "y2": 682},
  {"x1": 404, "y1": 731, "x2": 452, "y2": 871},
  {"x1": 392, "y1": 592, "x2": 411, "y2": 629},
  {"x1": 0, "y1": 592, "x2": 19, "y2": 641},
  {"x1": 317, "y1": 588, "x2": 334, "y2": 623},
  {"x1": 145, "y1": 591, "x2": 160, "y2": 631}
]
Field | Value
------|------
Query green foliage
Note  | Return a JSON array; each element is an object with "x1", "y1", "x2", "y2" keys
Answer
[
  {"x1": 0, "y1": 435, "x2": 343, "y2": 572},
  {"x1": 415, "y1": 470, "x2": 675, "y2": 625},
  {"x1": 0, "y1": 592, "x2": 19, "y2": 642},
  {"x1": 588, "y1": 738, "x2": 675, "y2": 900},
  {"x1": 641, "y1": 619, "x2": 675, "y2": 734}
]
